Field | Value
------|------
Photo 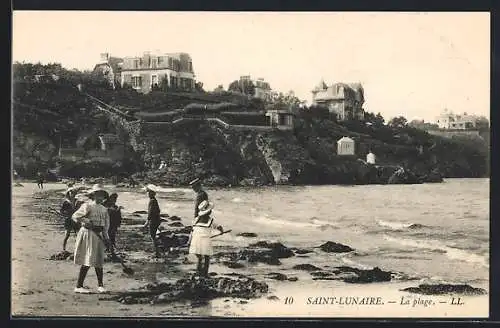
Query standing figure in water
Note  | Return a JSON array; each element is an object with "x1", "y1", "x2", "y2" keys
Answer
[
  {"x1": 142, "y1": 185, "x2": 163, "y2": 259},
  {"x1": 189, "y1": 200, "x2": 223, "y2": 277}
]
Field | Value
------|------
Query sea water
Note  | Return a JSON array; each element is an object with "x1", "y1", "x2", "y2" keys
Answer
[{"x1": 117, "y1": 178, "x2": 489, "y2": 286}]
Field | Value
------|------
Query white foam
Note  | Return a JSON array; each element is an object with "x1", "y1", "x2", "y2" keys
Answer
[
  {"x1": 340, "y1": 256, "x2": 373, "y2": 270},
  {"x1": 254, "y1": 215, "x2": 316, "y2": 229},
  {"x1": 377, "y1": 219, "x2": 415, "y2": 230},
  {"x1": 384, "y1": 235, "x2": 489, "y2": 268}
]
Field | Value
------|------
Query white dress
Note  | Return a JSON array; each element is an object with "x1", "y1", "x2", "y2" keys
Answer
[
  {"x1": 72, "y1": 201, "x2": 110, "y2": 267},
  {"x1": 188, "y1": 215, "x2": 220, "y2": 256}
]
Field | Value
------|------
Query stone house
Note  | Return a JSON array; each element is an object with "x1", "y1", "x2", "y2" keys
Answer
[
  {"x1": 265, "y1": 110, "x2": 294, "y2": 130},
  {"x1": 120, "y1": 51, "x2": 195, "y2": 93},
  {"x1": 435, "y1": 109, "x2": 478, "y2": 130},
  {"x1": 311, "y1": 80, "x2": 365, "y2": 120},
  {"x1": 93, "y1": 53, "x2": 124, "y2": 89}
]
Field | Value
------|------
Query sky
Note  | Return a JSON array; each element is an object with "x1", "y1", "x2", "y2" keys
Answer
[{"x1": 12, "y1": 11, "x2": 490, "y2": 122}]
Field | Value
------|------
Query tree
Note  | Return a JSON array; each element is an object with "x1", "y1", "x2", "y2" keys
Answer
[
  {"x1": 363, "y1": 111, "x2": 385, "y2": 127},
  {"x1": 388, "y1": 115, "x2": 408, "y2": 129},
  {"x1": 374, "y1": 112, "x2": 385, "y2": 126},
  {"x1": 476, "y1": 116, "x2": 489, "y2": 130},
  {"x1": 213, "y1": 85, "x2": 224, "y2": 92},
  {"x1": 228, "y1": 80, "x2": 240, "y2": 93},
  {"x1": 194, "y1": 81, "x2": 205, "y2": 93},
  {"x1": 228, "y1": 78, "x2": 255, "y2": 96}
]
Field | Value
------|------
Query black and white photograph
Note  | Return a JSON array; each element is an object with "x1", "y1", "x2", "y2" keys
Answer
[{"x1": 11, "y1": 11, "x2": 490, "y2": 317}]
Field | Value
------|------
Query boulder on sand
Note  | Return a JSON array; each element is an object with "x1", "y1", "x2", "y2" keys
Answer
[
  {"x1": 292, "y1": 263, "x2": 322, "y2": 272},
  {"x1": 213, "y1": 241, "x2": 295, "y2": 266},
  {"x1": 266, "y1": 272, "x2": 289, "y2": 281},
  {"x1": 318, "y1": 241, "x2": 354, "y2": 253},
  {"x1": 103, "y1": 274, "x2": 269, "y2": 305},
  {"x1": 401, "y1": 284, "x2": 487, "y2": 296},
  {"x1": 222, "y1": 261, "x2": 245, "y2": 269},
  {"x1": 249, "y1": 241, "x2": 295, "y2": 258},
  {"x1": 236, "y1": 232, "x2": 258, "y2": 238},
  {"x1": 49, "y1": 250, "x2": 73, "y2": 261},
  {"x1": 340, "y1": 266, "x2": 391, "y2": 283}
]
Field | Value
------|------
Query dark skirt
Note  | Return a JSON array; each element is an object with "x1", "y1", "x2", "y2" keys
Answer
[{"x1": 64, "y1": 217, "x2": 80, "y2": 232}]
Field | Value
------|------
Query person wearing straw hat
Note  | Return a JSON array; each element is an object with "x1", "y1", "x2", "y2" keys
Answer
[
  {"x1": 61, "y1": 187, "x2": 80, "y2": 252},
  {"x1": 189, "y1": 178, "x2": 208, "y2": 218},
  {"x1": 142, "y1": 184, "x2": 162, "y2": 259},
  {"x1": 189, "y1": 200, "x2": 223, "y2": 277},
  {"x1": 71, "y1": 184, "x2": 111, "y2": 294}
]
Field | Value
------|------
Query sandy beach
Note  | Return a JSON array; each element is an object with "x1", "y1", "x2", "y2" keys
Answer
[{"x1": 11, "y1": 182, "x2": 489, "y2": 318}]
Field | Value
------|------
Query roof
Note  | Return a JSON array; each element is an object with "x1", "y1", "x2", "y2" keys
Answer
[
  {"x1": 98, "y1": 134, "x2": 122, "y2": 145},
  {"x1": 94, "y1": 56, "x2": 123, "y2": 72},
  {"x1": 313, "y1": 79, "x2": 327, "y2": 92},
  {"x1": 337, "y1": 136, "x2": 354, "y2": 143},
  {"x1": 108, "y1": 57, "x2": 124, "y2": 73},
  {"x1": 348, "y1": 82, "x2": 363, "y2": 91}
]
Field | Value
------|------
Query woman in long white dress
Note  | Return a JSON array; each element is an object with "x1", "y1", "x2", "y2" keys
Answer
[
  {"x1": 188, "y1": 200, "x2": 223, "y2": 277},
  {"x1": 71, "y1": 184, "x2": 111, "y2": 294}
]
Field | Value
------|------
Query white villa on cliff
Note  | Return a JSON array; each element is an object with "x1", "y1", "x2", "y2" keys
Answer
[
  {"x1": 435, "y1": 109, "x2": 479, "y2": 130},
  {"x1": 94, "y1": 51, "x2": 196, "y2": 94},
  {"x1": 311, "y1": 80, "x2": 365, "y2": 121}
]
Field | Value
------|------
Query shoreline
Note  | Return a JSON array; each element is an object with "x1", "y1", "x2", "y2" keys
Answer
[{"x1": 11, "y1": 182, "x2": 489, "y2": 317}]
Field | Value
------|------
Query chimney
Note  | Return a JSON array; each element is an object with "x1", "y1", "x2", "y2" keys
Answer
[{"x1": 100, "y1": 53, "x2": 109, "y2": 62}]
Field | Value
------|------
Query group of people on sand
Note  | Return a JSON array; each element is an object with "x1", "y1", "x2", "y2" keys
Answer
[{"x1": 58, "y1": 177, "x2": 223, "y2": 294}]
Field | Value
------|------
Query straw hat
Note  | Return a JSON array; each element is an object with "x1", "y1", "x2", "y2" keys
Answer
[
  {"x1": 197, "y1": 200, "x2": 214, "y2": 216},
  {"x1": 142, "y1": 184, "x2": 158, "y2": 193},
  {"x1": 87, "y1": 183, "x2": 108, "y2": 195}
]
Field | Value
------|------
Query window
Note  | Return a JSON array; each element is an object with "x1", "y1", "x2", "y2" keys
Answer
[
  {"x1": 152, "y1": 58, "x2": 158, "y2": 69},
  {"x1": 133, "y1": 59, "x2": 139, "y2": 69},
  {"x1": 132, "y1": 76, "x2": 142, "y2": 88}
]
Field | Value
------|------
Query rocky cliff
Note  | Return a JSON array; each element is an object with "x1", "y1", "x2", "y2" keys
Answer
[{"x1": 12, "y1": 81, "x2": 489, "y2": 185}]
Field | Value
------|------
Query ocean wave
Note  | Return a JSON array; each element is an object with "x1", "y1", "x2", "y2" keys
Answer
[
  {"x1": 384, "y1": 235, "x2": 489, "y2": 268},
  {"x1": 231, "y1": 197, "x2": 243, "y2": 203},
  {"x1": 377, "y1": 220, "x2": 427, "y2": 231},
  {"x1": 253, "y1": 214, "x2": 337, "y2": 230},
  {"x1": 254, "y1": 214, "x2": 317, "y2": 229},
  {"x1": 339, "y1": 256, "x2": 373, "y2": 270}
]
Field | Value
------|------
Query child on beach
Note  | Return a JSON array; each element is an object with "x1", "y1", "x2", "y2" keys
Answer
[
  {"x1": 61, "y1": 188, "x2": 80, "y2": 252},
  {"x1": 36, "y1": 172, "x2": 44, "y2": 189},
  {"x1": 104, "y1": 193, "x2": 122, "y2": 250},
  {"x1": 71, "y1": 184, "x2": 111, "y2": 294},
  {"x1": 189, "y1": 200, "x2": 223, "y2": 277},
  {"x1": 142, "y1": 185, "x2": 163, "y2": 259}
]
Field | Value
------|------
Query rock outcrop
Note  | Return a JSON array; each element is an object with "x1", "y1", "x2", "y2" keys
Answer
[
  {"x1": 13, "y1": 76, "x2": 488, "y2": 183},
  {"x1": 104, "y1": 274, "x2": 269, "y2": 304},
  {"x1": 401, "y1": 284, "x2": 487, "y2": 295}
]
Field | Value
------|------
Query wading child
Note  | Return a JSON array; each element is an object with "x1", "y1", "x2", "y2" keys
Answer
[
  {"x1": 104, "y1": 193, "x2": 122, "y2": 250},
  {"x1": 189, "y1": 200, "x2": 223, "y2": 277},
  {"x1": 142, "y1": 185, "x2": 162, "y2": 259},
  {"x1": 61, "y1": 188, "x2": 80, "y2": 252},
  {"x1": 36, "y1": 172, "x2": 44, "y2": 189},
  {"x1": 71, "y1": 184, "x2": 111, "y2": 294}
]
